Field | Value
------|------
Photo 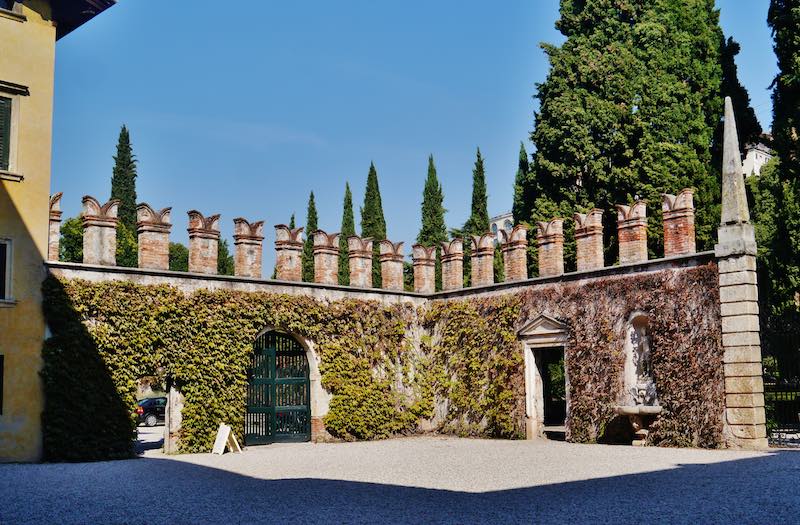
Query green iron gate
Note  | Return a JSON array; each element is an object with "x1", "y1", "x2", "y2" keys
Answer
[{"x1": 245, "y1": 331, "x2": 311, "y2": 444}]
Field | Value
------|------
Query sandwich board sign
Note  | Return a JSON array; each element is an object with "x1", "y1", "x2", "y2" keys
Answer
[{"x1": 212, "y1": 423, "x2": 243, "y2": 455}]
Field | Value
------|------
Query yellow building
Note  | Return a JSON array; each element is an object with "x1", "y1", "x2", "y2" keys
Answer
[{"x1": 0, "y1": 0, "x2": 114, "y2": 461}]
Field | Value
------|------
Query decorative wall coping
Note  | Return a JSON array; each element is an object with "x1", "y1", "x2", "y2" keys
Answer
[
  {"x1": 616, "y1": 201, "x2": 647, "y2": 224},
  {"x1": 471, "y1": 233, "x2": 495, "y2": 254},
  {"x1": 499, "y1": 225, "x2": 527, "y2": 246},
  {"x1": 662, "y1": 189, "x2": 695, "y2": 216},
  {"x1": 573, "y1": 209, "x2": 603, "y2": 233},
  {"x1": 379, "y1": 240, "x2": 405, "y2": 262},
  {"x1": 233, "y1": 218, "x2": 265, "y2": 242},
  {"x1": 136, "y1": 203, "x2": 172, "y2": 233},
  {"x1": 49, "y1": 192, "x2": 63, "y2": 220},
  {"x1": 274, "y1": 225, "x2": 304, "y2": 247},
  {"x1": 187, "y1": 210, "x2": 220, "y2": 238},
  {"x1": 46, "y1": 250, "x2": 715, "y2": 301},
  {"x1": 81, "y1": 196, "x2": 119, "y2": 226}
]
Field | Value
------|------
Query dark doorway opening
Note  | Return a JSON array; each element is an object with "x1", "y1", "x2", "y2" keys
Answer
[{"x1": 536, "y1": 347, "x2": 566, "y2": 439}]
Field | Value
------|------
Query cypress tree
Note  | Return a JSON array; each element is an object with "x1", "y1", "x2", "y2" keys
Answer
[
  {"x1": 360, "y1": 162, "x2": 387, "y2": 287},
  {"x1": 754, "y1": 0, "x2": 800, "y2": 376},
  {"x1": 417, "y1": 155, "x2": 448, "y2": 290},
  {"x1": 110, "y1": 125, "x2": 138, "y2": 267},
  {"x1": 217, "y1": 239, "x2": 234, "y2": 275},
  {"x1": 527, "y1": 0, "x2": 730, "y2": 266},
  {"x1": 302, "y1": 192, "x2": 318, "y2": 282},
  {"x1": 289, "y1": 213, "x2": 296, "y2": 229},
  {"x1": 338, "y1": 183, "x2": 355, "y2": 285},
  {"x1": 511, "y1": 142, "x2": 532, "y2": 225},
  {"x1": 462, "y1": 148, "x2": 490, "y2": 286}
]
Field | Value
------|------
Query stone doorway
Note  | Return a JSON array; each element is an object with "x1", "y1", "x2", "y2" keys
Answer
[{"x1": 519, "y1": 315, "x2": 569, "y2": 439}]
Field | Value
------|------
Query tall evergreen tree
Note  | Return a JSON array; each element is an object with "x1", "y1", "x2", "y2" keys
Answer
[
  {"x1": 417, "y1": 155, "x2": 448, "y2": 290},
  {"x1": 462, "y1": 148, "x2": 490, "y2": 286},
  {"x1": 110, "y1": 125, "x2": 138, "y2": 267},
  {"x1": 754, "y1": 0, "x2": 800, "y2": 376},
  {"x1": 289, "y1": 213, "x2": 296, "y2": 229},
  {"x1": 717, "y1": 36, "x2": 763, "y2": 161},
  {"x1": 512, "y1": 142, "x2": 532, "y2": 225},
  {"x1": 302, "y1": 192, "x2": 318, "y2": 282},
  {"x1": 217, "y1": 239, "x2": 234, "y2": 275},
  {"x1": 338, "y1": 183, "x2": 356, "y2": 285},
  {"x1": 360, "y1": 162, "x2": 387, "y2": 287},
  {"x1": 524, "y1": 0, "x2": 730, "y2": 268}
]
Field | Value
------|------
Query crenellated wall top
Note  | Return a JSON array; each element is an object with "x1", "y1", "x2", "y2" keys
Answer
[
  {"x1": 81, "y1": 195, "x2": 119, "y2": 227},
  {"x1": 616, "y1": 201, "x2": 647, "y2": 223},
  {"x1": 536, "y1": 218, "x2": 564, "y2": 240},
  {"x1": 274, "y1": 225, "x2": 304, "y2": 247},
  {"x1": 233, "y1": 218, "x2": 265, "y2": 242},
  {"x1": 347, "y1": 235, "x2": 373, "y2": 256}
]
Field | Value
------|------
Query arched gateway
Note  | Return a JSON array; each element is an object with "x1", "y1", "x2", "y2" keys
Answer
[{"x1": 245, "y1": 331, "x2": 311, "y2": 444}]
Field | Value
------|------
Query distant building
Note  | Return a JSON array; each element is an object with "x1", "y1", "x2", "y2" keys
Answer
[
  {"x1": 490, "y1": 212, "x2": 514, "y2": 244},
  {"x1": 742, "y1": 140, "x2": 773, "y2": 178}
]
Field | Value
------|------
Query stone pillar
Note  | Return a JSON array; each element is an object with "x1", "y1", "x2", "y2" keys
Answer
[
  {"x1": 48, "y1": 192, "x2": 63, "y2": 261},
  {"x1": 412, "y1": 244, "x2": 436, "y2": 294},
  {"x1": 500, "y1": 225, "x2": 528, "y2": 282},
  {"x1": 163, "y1": 380, "x2": 184, "y2": 454},
  {"x1": 662, "y1": 189, "x2": 696, "y2": 257},
  {"x1": 81, "y1": 195, "x2": 119, "y2": 266},
  {"x1": 536, "y1": 219, "x2": 564, "y2": 277},
  {"x1": 233, "y1": 218, "x2": 265, "y2": 278},
  {"x1": 379, "y1": 240, "x2": 405, "y2": 291},
  {"x1": 574, "y1": 209, "x2": 604, "y2": 271},
  {"x1": 715, "y1": 97, "x2": 767, "y2": 449},
  {"x1": 187, "y1": 210, "x2": 220, "y2": 274},
  {"x1": 136, "y1": 203, "x2": 172, "y2": 270},
  {"x1": 470, "y1": 233, "x2": 495, "y2": 286},
  {"x1": 440, "y1": 239, "x2": 463, "y2": 291},
  {"x1": 616, "y1": 201, "x2": 648, "y2": 264},
  {"x1": 347, "y1": 235, "x2": 373, "y2": 288},
  {"x1": 274, "y1": 225, "x2": 304, "y2": 281},
  {"x1": 313, "y1": 230, "x2": 340, "y2": 285}
]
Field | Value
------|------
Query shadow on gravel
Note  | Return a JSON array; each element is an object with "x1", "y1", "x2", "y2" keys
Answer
[{"x1": 1, "y1": 449, "x2": 798, "y2": 524}]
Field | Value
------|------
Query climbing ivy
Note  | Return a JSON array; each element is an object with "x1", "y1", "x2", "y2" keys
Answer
[{"x1": 41, "y1": 261, "x2": 724, "y2": 461}]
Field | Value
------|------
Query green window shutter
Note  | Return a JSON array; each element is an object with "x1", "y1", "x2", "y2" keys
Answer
[{"x1": 0, "y1": 97, "x2": 10, "y2": 171}]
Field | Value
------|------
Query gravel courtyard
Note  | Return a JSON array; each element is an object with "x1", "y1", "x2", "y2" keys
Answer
[{"x1": 1, "y1": 436, "x2": 799, "y2": 524}]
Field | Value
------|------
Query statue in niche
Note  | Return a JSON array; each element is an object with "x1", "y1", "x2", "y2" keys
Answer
[{"x1": 629, "y1": 318, "x2": 658, "y2": 406}]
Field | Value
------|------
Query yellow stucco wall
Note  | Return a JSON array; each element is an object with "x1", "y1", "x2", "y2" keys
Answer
[{"x1": 0, "y1": 1, "x2": 56, "y2": 461}]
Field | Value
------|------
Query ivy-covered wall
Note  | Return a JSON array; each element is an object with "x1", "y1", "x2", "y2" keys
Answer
[{"x1": 41, "y1": 262, "x2": 723, "y2": 461}]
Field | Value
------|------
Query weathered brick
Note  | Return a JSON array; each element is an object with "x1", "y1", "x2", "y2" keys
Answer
[
  {"x1": 720, "y1": 301, "x2": 759, "y2": 317},
  {"x1": 500, "y1": 225, "x2": 528, "y2": 281},
  {"x1": 233, "y1": 218, "x2": 264, "y2": 278},
  {"x1": 725, "y1": 393, "x2": 765, "y2": 408},
  {"x1": 187, "y1": 210, "x2": 220, "y2": 275},
  {"x1": 136, "y1": 203, "x2": 172, "y2": 270},
  {"x1": 440, "y1": 239, "x2": 463, "y2": 291},
  {"x1": 573, "y1": 209, "x2": 604, "y2": 271},
  {"x1": 81, "y1": 195, "x2": 119, "y2": 266},
  {"x1": 274, "y1": 225, "x2": 304, "y2": 281},
  {"x1": 536, "y1": 219, "x2": 564, "y2": 277},
  {"x1": 723, "y1": 345, "x2": 763, "y2": 364},
  {"x1": 48, "y1": 192, "x2": 63, "y2": 262},
  {"x1": 616, "y1": 200, "x2": 648, "y2": 264},
  {"x1": 470, "y1": 233, "x2": 495, "y2": 286},
  {"x1": 348, "y1": 235, "x2": 373, "y2": 288},
  {"x1": 662, "y1": 189, "x2": 696, "y2": 257},
  {"x1": 727, "y1": 407, "x2": 766, "y2": 427},
  {"x1": 721, "y1": 314, "x2": 760, "y2": 334},
  {"x1": 724, "y1": 362, "x2": 763, "y2": 378},
  {"x1": 725, "y1": 375, "x2": 764, "y2": 394},
  {"x1": 722, "y1": 331, "x2": 761, "y2": 347},
  {"x1": 379, "y1": 240, "x2": 405, "y2": 291},
  {"x1": 719, "y1": 283, "x2": 759, "y2": 303},
  {"x1": 313, "y1": 230, "x2": 340, "y2": 285},
  {"x1": 412, "y1": 244, "x2": 436, "y2": 294}
]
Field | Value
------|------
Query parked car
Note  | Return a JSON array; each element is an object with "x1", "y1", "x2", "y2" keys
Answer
[{"x1": 135, "y1": 397, "x2": 166, "y2": 427}]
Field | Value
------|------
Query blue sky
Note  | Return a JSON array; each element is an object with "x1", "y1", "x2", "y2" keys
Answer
[{"x1": 51, "y1": 0, "x2": 777, "y2": 270}]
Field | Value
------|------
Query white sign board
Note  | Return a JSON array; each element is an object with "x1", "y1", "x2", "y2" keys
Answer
[{"x1": 212, "y1": 423, "x2": 242, "y2": 455}]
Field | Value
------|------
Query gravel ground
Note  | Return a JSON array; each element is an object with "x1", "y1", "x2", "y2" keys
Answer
[{"x1": 1, "y1": 437, "x2": 799, "y2": 524}]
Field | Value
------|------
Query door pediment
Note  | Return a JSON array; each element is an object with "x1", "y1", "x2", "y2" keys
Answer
[{"x1": 518, "y1": 314, "x2": 568, "y2": 347}]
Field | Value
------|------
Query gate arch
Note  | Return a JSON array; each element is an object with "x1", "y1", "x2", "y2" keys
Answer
[{"x1": 246, "y1": 331, "x2": 313, "y2": 444}]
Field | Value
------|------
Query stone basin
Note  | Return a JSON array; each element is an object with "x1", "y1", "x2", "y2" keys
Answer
[{"x1": 613, "y1": 405, "x2": 663, "y2": 416}]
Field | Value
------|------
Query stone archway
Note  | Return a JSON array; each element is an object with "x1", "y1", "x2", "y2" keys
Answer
[
  {"x1": 247, "y1": 328, "x2": 330, "y2": 443},
  {"x1": 518, "y1": 314, "x2": 570, "y2": 439}
]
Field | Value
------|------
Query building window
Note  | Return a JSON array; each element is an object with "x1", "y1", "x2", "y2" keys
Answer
[
  {"x1": 0, "y1": 96, "x2": 10, "y2": 171},
  {"x1": 0, "y1": 239, "x2": 11, "y2": 300}
]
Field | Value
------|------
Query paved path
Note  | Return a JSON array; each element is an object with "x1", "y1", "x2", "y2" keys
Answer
[{"x1": 1, "y1": 437, "x2": 799, "y2": 524}]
